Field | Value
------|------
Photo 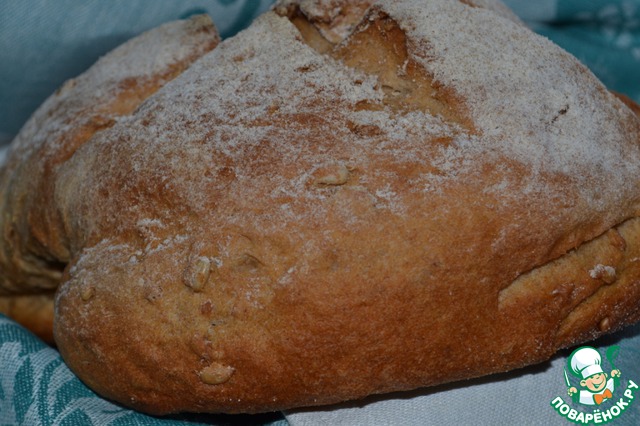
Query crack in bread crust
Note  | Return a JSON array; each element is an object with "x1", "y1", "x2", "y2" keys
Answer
[
  {"x1": 286, "y1": 4, "x2": 474, "y2": 129},
  {"x1": 498, "y1": 217, "x2": 640, "y2": 365}
]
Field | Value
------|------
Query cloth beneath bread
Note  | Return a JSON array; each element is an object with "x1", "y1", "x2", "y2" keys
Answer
[{"x1": 2, "y1": 310, "x2": 639, "y2": 425}]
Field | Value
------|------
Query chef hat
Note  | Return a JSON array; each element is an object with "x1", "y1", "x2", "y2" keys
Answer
[{"x1": 569, "y1": 347, "x2": 604, "y2": 379}]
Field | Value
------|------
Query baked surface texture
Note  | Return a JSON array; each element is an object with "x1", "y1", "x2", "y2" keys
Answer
[
  {"x1": 0, "y1": 14, "x2": 219, "y2": 342},
  {"x1": 2, "y1": 0, "x2": 640, "y2": 414}
]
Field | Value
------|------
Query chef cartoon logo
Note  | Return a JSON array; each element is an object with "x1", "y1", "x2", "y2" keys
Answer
[
  {"x1": 550, "y1": 345, "x2": 638, "y2": 424},
  {"x1": 567, "y1": 346, "x2": 620, "y2": 406}
]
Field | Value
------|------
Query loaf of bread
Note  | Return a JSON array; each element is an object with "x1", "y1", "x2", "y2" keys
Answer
[{"x1": 2, "y1": 0, "x2": 640, "y2": 415}]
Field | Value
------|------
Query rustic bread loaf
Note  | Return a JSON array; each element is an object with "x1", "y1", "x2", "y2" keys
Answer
[{"x1": 2, "y1": 0, "x2": 640, "y2": 415}]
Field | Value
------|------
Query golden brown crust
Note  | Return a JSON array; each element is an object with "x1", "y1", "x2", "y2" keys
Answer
[
  {"x1": 615, "y1": 91, "x2": 640, "y2": 117},
  {"x1": 3, "y1": 0, "x2": 640, "y2": 416},
  {"x1": 0, "y1": 293, "x2": 55, "y2": 343}
]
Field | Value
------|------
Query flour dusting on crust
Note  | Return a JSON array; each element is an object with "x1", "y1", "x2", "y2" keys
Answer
[{"x1": 59, "y1": 1, "x2": 640, "y2": 249}]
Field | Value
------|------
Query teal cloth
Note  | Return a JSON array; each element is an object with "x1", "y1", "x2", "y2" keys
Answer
[
  {"x1": 1, "y1": 1, "x2": 640, "y2": 425},
  {"x1": 504, "y1": 0, "x2": 640, "y2": 100}
]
